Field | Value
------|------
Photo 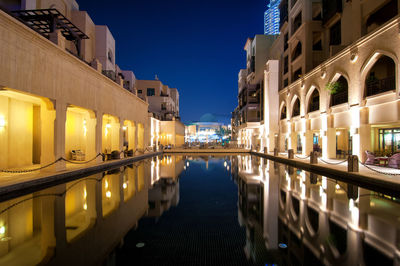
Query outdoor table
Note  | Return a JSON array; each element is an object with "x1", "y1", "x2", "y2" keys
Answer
[{"x1": 376, "y1": 156, "x2": 389, "y2": 166}]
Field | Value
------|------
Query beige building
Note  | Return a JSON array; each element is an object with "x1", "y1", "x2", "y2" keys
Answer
[
  {"x1": 235, "y1": 35, "x2": 280, "y2": 152},
  {"x1": 137, "y1": 79, "x2": 184, "y2": 148},
  {"x1": 234, "y1": 0, "x2": 400, "y2": 162},
  {"x1": 0, "y1": 0, "x2": 154, "y2": 171},
  {"x1": 276, "y1": 0, "x2": 400, "y2": 161}
]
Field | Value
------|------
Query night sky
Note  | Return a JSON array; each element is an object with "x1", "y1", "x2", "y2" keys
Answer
[{"x1": 76, "y1": 0, "x2": 268, "y2": 123}]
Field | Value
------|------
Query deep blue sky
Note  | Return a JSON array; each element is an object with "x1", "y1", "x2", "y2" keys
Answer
[{"x1": 77, "y1": 0, "x2": 268, "y2": 123}]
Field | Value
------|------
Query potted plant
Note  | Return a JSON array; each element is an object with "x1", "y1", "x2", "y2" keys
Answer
[{"x1": 324, "y1": 81, "x2": 343, "y2": 95}]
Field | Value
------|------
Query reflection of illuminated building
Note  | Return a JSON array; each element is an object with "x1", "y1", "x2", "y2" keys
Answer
[
  {"x1": 160, "y1": 155, "x2": 184, "y2": 180},
  {"x1": 0, "y1": 160, "x2": 152, "y2": 265},
  {"x1": 233, "y1": 155, "x2": 400, "y2": 265},
  {"x1": 147, "y1": 155, "x2": 185, "y2": 217},
  {"x1": 148, "y1": 178, "x2": 180, "y2": 218}
]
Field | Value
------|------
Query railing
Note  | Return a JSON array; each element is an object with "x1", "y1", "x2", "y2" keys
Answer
[
  {"x1": 366, "y1": 76, "x2": 395, "y2": 97},
  {"x1": 331, "y1": 90, "x2": 347, "y2": 106},
  {"x1": 102, "y1": 70, "x2": 116, "y2": 82}
]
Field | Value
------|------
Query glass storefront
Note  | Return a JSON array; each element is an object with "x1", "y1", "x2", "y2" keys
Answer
[{"x1": 378, "y1": 128, "x2": 400, "y2": 154}]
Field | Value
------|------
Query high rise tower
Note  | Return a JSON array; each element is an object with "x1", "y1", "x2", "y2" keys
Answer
[{"x1": 264, "y1": 0, "x2": 280, "y2": 35}]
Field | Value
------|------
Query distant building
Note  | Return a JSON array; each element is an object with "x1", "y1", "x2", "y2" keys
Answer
[
  {"x1": 136, "y1": 79, "x2": 180, "y2": 121},
  {"x1": 185, "y1": 122, "x2": 231, "y2": 143},
  {"x1": 136, "y1": 78, "x2": 184, "y2": 148},
  {"x1": 264, "y1": 0, "x2": 280, "y2": 35}
]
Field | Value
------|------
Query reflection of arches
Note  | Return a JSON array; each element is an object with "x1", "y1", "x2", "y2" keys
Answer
[
  {"x1": 328, "y1": 74, "x2": 348, "y2": 107},
  {"x1": 291, "y1": 97, "x2": 301, "y2": 117},
  {"x1": 292, "y1": 41, "x2": 302, "y2": 61},
  {"x1": 362, "y1": 53, "x2": 396, "y2": 97},
  {"x1": 306, "y1": 86, "x2": 320, "y2": 113}
]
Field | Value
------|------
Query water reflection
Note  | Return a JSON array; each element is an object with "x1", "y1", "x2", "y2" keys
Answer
[
  {"x1": 233, "y1": 155, "x2": 400, "y2": 265},
  {"x1": 0, "y1": 155, "x2": 398, "y2": 265},
  {"x1": 65, "y1": 178, "x2": 96, "y2": 242}
]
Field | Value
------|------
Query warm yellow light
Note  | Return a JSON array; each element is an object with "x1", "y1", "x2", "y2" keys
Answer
[
  {"x1": 83, "y1": 119, "x2": 87, "y2": 137},
  {"x1": 83, "y1": 188, "x2": 87, "y2": 199},
  {"x1": 227, "y1": 166, "x2": 230, "y2": 171},
  {"x1": 123, "y1": 182, "x2": 127, "y2": 189},
  {"x1": 336, "y1": 131, "x2": 341, "y2": 136},
  {"x1": 123, "y1": 126, "x2": 127, "y2": 131},
  {"x1": 106, "y1": 123, "x2": 111, "y2": 128},
  {"x1": 0, "y1": 116, "x2": 5, "y2": 128},
  {"x1": 0, "y1": 226, "x2": 5, "y2": 235},
  {"x1": 224, "y1": 161, "x2": 227, "y2": 167},
  {"x1": 105, "y1": 180, "x2": 109, "y2": 189},
  {"x1": 335, "y1": 184, "x2": 340, "y2": 190},
  {"x1": 106, "y1": 191, "x2": 111, "y2": 198},
  {"x1": 83, "y1": 203, "x2": 87, "y2": 210}
]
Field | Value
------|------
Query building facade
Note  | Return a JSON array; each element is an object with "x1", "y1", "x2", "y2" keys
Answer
[
  {"x1": 0, "y1": 0, "x2": 180, "y2": 171},
  {"x1": 264, "y1": 0, "x2": 281, "y2": 35},
  {"x1": 234, "y1": 0, "x2": 400, "y2": 162},
  {"x1": 136, "y1": 78, "x2": 184, "y2": 148}
]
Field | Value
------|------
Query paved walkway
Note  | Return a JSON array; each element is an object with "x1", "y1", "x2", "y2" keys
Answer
[
  {"x1": 253, "y1": 151, "x2": 400, "y2": 196},
  {"x1": 0, "y1": 152, "x2": 161, "y2": 200}
]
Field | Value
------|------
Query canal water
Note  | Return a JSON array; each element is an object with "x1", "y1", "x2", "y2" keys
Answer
[{"x1": 0, "y1": 155, "x2": 398, "y2": 265}]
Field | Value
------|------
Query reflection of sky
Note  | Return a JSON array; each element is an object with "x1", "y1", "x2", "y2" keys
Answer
[{"x1": 120, "y1": 156, "x2": 248, "y2": 265}]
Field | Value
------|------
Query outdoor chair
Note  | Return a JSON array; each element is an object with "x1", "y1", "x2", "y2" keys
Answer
[
  {"x1": 71, "y1": 150, "x2": 85, "y2": 161},
  {"x1": 388, "y1": 153, "x2": 400, "y2": 168},
  {"x1": 364, "y1": 151, "x2": 378, "y2": 165}
]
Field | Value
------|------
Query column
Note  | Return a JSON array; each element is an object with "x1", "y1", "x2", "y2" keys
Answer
[
  {"x1": 304, "y1": 130, "x2": 313, "y2": 155},
  {"x1": 119, "y1": 119, "x2": 124, "y2": 153},
  {"x1": 326, "y1": 128, "x2": 336, "y2": 159},
  {"x1": 53, "y1": 101, "x2": 67, "y2": 171},
  {"x1": 134, "y1": 122, "x2": 139, "y2": 153},
  {"x1": 95, "y1": 112, "x2": 103, "y2": 163},
  {"x1": 358, "y1": 107, "x2": 371, "y2": 162}
]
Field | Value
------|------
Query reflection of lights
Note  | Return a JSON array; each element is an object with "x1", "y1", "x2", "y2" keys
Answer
[
  {"x1": 336, "y1": 131, "x2": 341, "y2": 136},
  {"x1": 184, "y1": 166, "x2": 186, "y2": 170},
  {"x1": 349, "y1": 199, "x2": 359, "y2": 229},
  {"x1": 0, "y1": 226, "x2": 5, "y2": 235},
  {"x1": 105, "y1": 180, "x2": 109, "y2": 189},
  {"x1": 83, "y1": 119, "x2": 87, "y2": 137},
  {"x1": 106, "y1": 191, "x2": 111, "y2": 198},
  {"x1": 0, "y1": 115, "x2": 5, "y2": 128},
  {"x1": 106, "y1": 123, "x2": 111, "y2": 128},
  {"x1": 186, "y1": 161, "x2": 189, "y2": 167},
  {"x1": 83, "y1": 203, "x2": 87, "y2": 210},
  {"x1": 123, "y1": 182, "x2": 127, "y2": 189},
  {"x1": 335, "y1": 183, "x2": 340, "y2": 190},
  {"x1": 83, "y1": 187, "x2": 87, "y2": 199},
  {"x1": 224, "y1": 161, "x2": 227, "y2": 167},
  {"x1": 123, "y1": 126, "x2": 127, "y2": 131},
  {"x1": 227, "y1": 166, "x2": 230, "y2": 171}
]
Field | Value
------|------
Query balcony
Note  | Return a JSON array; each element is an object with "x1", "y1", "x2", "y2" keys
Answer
[
  {"x1": 248, "y1": 56, "x2": 255, "y2": 75},
  {"x1": 322, "y1": 0, "x2": 342, "y2": 25},
  {"x1": 279, "y1": 0, "x2": 288, "y2": 29},
  {"x1": 366, "y1": 76, "x2": 395, "y2": 97},
  {"x1": 292, "y1": 12, "x2": 302, "y2": 35},
  {"x1": 102, "y1": 70, "x2": 116, "y2": 82}
]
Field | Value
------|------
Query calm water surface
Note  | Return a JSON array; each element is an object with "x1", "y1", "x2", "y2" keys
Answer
[{"x1": 0, "y1": 155, "x2": 398, "y2": 265}]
